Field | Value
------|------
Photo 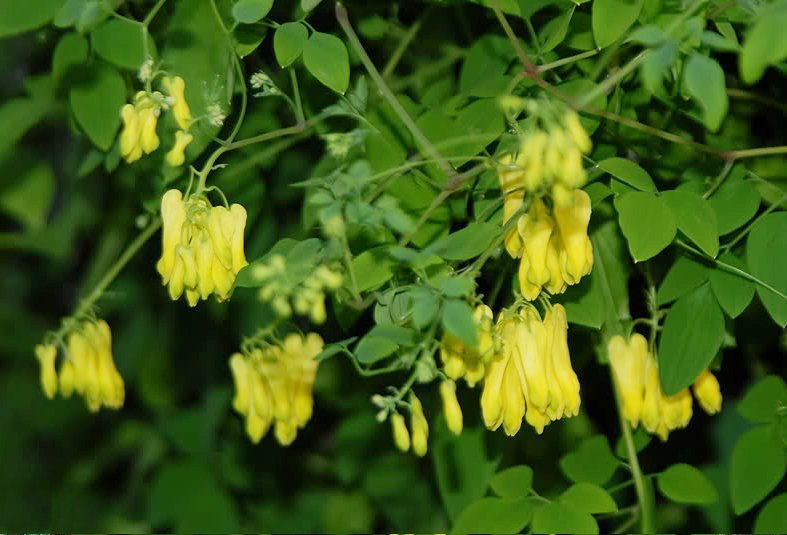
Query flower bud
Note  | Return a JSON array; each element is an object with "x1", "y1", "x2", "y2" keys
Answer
[
  {"x1": 409, "y1": 393, "x2": 429, "y2": 457},
  {"x1": 35, "y1": 344, "x2": 58, "y2": 400},
  {"x1": 440, "y1": 381, "x2": 463, "y2": 435},
  {"x1": 390, "y1": 413, "x2": 410, "y2": 452},
  {"x1": 692, "y1": 370, "x2": 722, "y2": 415}
]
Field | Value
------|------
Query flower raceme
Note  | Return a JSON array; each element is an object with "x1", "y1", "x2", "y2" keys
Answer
[
  {"x1": 507, "y1": 190, "x2": 593, "y2": 301},
  {"x1": 229, "y1": 333, "x2": 323, "y2": 446},
  {"x1": 480, "y1": 303, "x2": 581, "y2": 436},
  {"x1": 157, "y1": 189, "x2": 248, "y2": 306},
  {"x1": 119, "y1": 75, "x2": 193, "y2": 166},
  {"x1": 35, "y1": 319, "x2": 124, "y2": 412},
  {"x1": 607, "y1": 334, "x2": 723, "y2": 441},
  {"x1": 439, "y1": 304, "x2": 495, "y2": 387}
]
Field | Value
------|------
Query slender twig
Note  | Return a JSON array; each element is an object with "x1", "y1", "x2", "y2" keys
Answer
[
  {"x1": 382, "y1": 13, "x2": 427, "y2": 80},
  {"x1": 537, "y1": 49, "x2": 601, "y2": 73},
  {"x1": 703, "y1": 160, "x2": 734, "y2": 199},
  {"x1": 143, "y1": 0, "x2": 168, "y2": 25}
]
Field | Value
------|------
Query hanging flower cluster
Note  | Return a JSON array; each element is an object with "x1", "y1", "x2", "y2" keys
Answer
[
  {"x1": 389, "y1": 392, "x2": 431, "y2": 457},
  {"x1": 229, "y1": 333, "x2": 323, "y2": 446},
  {"x1": 119, "y1": 74, "x2": 193, "y2": 166},
  {"x1": 608, "y1": 333, "x2": 722, "y2": 441},
  {"x1": 35, "y1": 319, "x2": 124, "y2": 412},
  {"x1": 481, "y1": 303, "x2": 581, "y2": 436},
  {"x1": 439, "y1": 303, "x2": 495, "y2": 387},
  {"x1": 251, "y1": 255, "x2": 343, "y2": 324},
  {"x1": 498, "y1": 104, "x2": 594, "y2": 302},
  {"x1": 157, "y1": 189, "x2": 248, "y2": 307}
]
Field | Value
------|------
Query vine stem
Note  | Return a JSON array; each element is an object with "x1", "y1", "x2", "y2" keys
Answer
[
  {"x1": 143, "y1": 0, "x2": 168, "y2": 26},
  {"x1": 611, "y1": 370, "x2": 655, "y2": 533},
  {"x1": 335, "y1": 2, "x2": 457, "y2": 181},
  {"x1": 73, "y1": 218, "x2": 162, "y2": 318}
]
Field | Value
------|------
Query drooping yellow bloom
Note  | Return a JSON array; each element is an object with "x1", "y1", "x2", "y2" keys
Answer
[
  {"x1": 409, "y1": 393, "x2": 429, "y2": 457},
  {"x1": 439, "y1": 304, "x2": 495, "y2": 387},
  {"x1": 157, "y1": 189, "x2": 248, "y2": 306},
  {"x1": 498, "y1": 153, "x2": 526, "y2": 258},
  {"x1": 390, "y1": 413, "x2": 410, "y2": 452},
  {"x1": 119, "y1": 91, "x2": 161, "y2": 163},
  {"x1": 481, "y1": 304, "x2": 581, "y2": 436},
  {"x1": 517, "y1": 200, "x2": 555, "y2": 300},
  {"x1": 229, "y1": 333, "x2": 323, "y2": 446},
  {"x1": 166, "y1": 130, "x2": 193, "y2": 167},
  {"x1": 35, "y1": 344, "x2": 58, "y2": 400},
  {"x1": 440, "y1": 380, "x2": 463, "y2": 435},
  {"x1": 553, "y1": 189, "x2": 593, "y2": 285},
  {"x1": 607, "y1": 333, "x2": 648, "y2": 428},
  {"x1": 162, "y1": 75, "x2": 192, "y2": 130},
  {"x1": 693, "y1": 370, "x2": 722, "y2": 414}
]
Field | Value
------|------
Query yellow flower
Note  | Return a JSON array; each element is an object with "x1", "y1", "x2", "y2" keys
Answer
[
  {"x1": 439, "y1": 304, "x2": 494, "y2": 387},
  {"x1": 440, "y1": 380, "x2": 463, "y2": 435},
  {"x1": 119, "y1": 92, "x2": 161, "y2": 163},
  {"x1": 544, "y1": 304, "x2": 580, "y2": 419},
  {"x1": 165, "y1": 130, "x2": 193, "y2": 167},
  {"x1": 607, "y1": 333, "x2": 648, "y2": 428},
  {"x1": 693, "y1": 370, "x2": 722, "y2": 414},
  {"x1": 641, "y1": 353, "x2": 661, "y2": 435},
  {"x1": 498, "y1": 153, "x2": 526, "y2": 258},
  {"x1": 229, "y1": 333, "x2": 323, "y2": 446},
  {"x1": 409, "y1": 393, "x2": 429, "y2": 457},
  {"x1": 517, "y1": 200, "x2": 554, "y2": 293},
  {"x1": 162, "y1": 76, "x2": 192, "y2": 130},
  {"x1": 157, "y1": 189, "x2": 248, "y2": 305},
  {"x1": 56, "y1": 319, "x2": 124, "y2": 412},
  {"x1": 564, "y1": 111, "x2": 592, "y2": 154},
  {"x1": 553, "y1": 189, "x2": 593, "y2": 285},
  {"x1": 35, "y1": 344, "x2": 58, "y2": 400},
  {"x1": 519, "y1": 131, "x2": 548, "y2": 191},
  {"x1": 481, "y1": 315, "x2": 526, "y2": 436},
  {"x1": 639, "y1": 350, "x2": 694, "y2": 442},
  {"x1": 390, "y1": 413, "x2": 410, "y2": 452}
]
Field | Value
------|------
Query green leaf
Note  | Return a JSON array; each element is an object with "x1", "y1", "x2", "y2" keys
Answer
[
  {"x1": 730, "y1": 425, "x2": 787, "y2": 515},
  {"x1": 442, "y1": 300, "x2": 479, "y2": 347},
  {"x1": 560, "y1": 435, "x2": 619, "y2": 485},
  {"x1": 597, "y1": 157, "x2": 656, "y2": 192},
  {"x1": 0, "y1": 89, "x2": 53, "y2": 158},
  {"x1": 740, "y1": 10, "x2": 787, "y2": 84},
  {"x1": 231, "y1": 0, "x2": 273, "y2": 23},
  {"x1": 710, "y1": 178, "x2": 760, "y2": 235},
  {"x1": 615, "y1": 191, "x2": 676, "y2": 262},
  {"x1": 411, "y1": 287, "x2": 439, "y2": 329},
  {"x1": 91, "y1": 18, "x2": 154, "y2": 70},
  {"x1": 738, "y1": 375, "x2": 787, "y2": 423},
  {"x1": 352, "y1": 247, "x2": 395, "y2": 292},
  {"x1": 301, "y1": 0, "x2": 322, "y2": 11},
  {"x1": 354, "y1": 335, "x2": 398, "y2": 364},
  {"x1": 683, "y1": 54, "x2": 728, "y2": 132},
  {"x1": 754, "y1": 493, "x2": 787, "y2": 533},
  {"x1": 55, "y1": 0, "x2": 113, "y2": 32},
  {"x1": 440, "y1": 275, "x2": 476, "y2": 298},
  {"x1": 541, "y1": 5, "x2": 575, "y2": 52},
  {"x1": 451, "y1": 497, "x2": 535, "y2": 535},
  {"x1": 663, "y1": 189, "x2": 719, "y2": 257},
  {"x1": 0, "y1": 0, "x2": 63, "y2": 37},
  {"x1": 614, "y1": 426, "x2": 651, "y2": 457},
  {"x1": 0, "y1": 158, "x2": 55, "y2": 230},
  {"x1": 592, "y1": 0, "x2": 644, "y2": 48},
  {"x1": 69, "y1": 62, "x2": 125, "y2": 151},
  {"x1": 709, "y1": 253, "x2": 755, "y2": 318},
  {"x1": 641, "y1": 40, "x2": 678, "y2": 95},
  {"x1": 434, "y1": 427, "x2": 500, "y2": 520},
  {"x1": 747, "y1": 212, "x2": 787, "y2": 326},
  {"x1": 459, "y1": 35, "x2": 515, "y2": 98},
  {"x1": 559, "y1": 483, "x2": 618, "y2": 514},
  {"x1": 427, "y1": 222, "x2": 500, "y2": 261},
  {"x1": 148, "y1": 460, "x2": 239, "y2": 532},
  {"x1": 234, "y1": 238, "x2": 322, "y2": 288},
  {"x1": 532, "y1": 502, "x2": 599, "y2": 534},
  {"x1": 657, "y1": 255, "x2": 709, "y2": 306},
  {"x1": 52, "y1": 32, "x2": 89, "y2": 83},
  {"x1": 489, "y1": 466, "x2": 534, "y2": 499},
  {"x1": 590, "y1": 221, "x2": 631, "y2": 335},
  {"x1": 559, "y1": 269, "x2": 604, "y2": 329},
  {"x1": 658, "y1": 283, "x2": 725, "y2": 395},
  {"x1": 367, "y1": 324, "x2": 416, "y2": 346},
  {"x1": 701, "y1": 30, "x2": 740, "y2": 52},
  {"x1": 234, "y1": 24, "x2": 267, "y2": 57},
  {"x1": 274, "y1": 21, "x2": 308, "y2": 68},
  {"x1": 303, "y1": 31, "x2": 350, "y2": 94},
  {"x1": 657, "y1": 463, "x2": 718, "y2": 505}
]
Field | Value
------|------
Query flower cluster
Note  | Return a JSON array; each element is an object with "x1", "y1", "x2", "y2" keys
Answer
[
  {"x1": 481, "y1": 303, "x2": 580, "y2": 436},
  {"x1": 501, "y1": 183, "x2": 593, "y2": 301},
  {"x1": 229, "y1": 333, "x2": 323, "y2": 446},
  {"x1": 252, "y1": 255, "x2": 343, "y2": 324},
  {"x1": 389, "y1": 392, "x2": 431, "y2": 457},
  {"x1": 35, "y1": 319, "x2": 124, "y2": 412},
  {"x1": 439, "y1": 304, "x2": 495, "y2": 387},
  {"x1": 608, "y1": 333, "x2": 722, "y2": 441},
  {"x1": 157, "y1": 189, "x2": 248, "y2": 306},
  {"x1": 119, "y1": 75, "x2": 193, "y2": 167},
  {"x1": 499, "y1": 107, "x2": 592, "y2": 207}
]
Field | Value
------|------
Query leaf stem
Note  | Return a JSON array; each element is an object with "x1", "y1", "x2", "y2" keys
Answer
[
  {"x1": 143, "y1": 0, "x2": 168, "y2": 26},
  {"x1": 382, "y1": 12, "x2": 426, "y2": 80}
]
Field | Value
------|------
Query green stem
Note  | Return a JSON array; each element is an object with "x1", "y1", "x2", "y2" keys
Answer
[
  {"x1": 703, "y1": 160, "x2": 734, "y2": 199},
  {"x1": 726, "y1": 145, "x2": 787, "y2": 160},
  {"x1": 335, "y1": 2, "x2": 457, "y2": 180},
  {"x1": 74, "y1": 218, "x2": 161, "y2": 318},
  {"x1": 143, "y1": 0, "x2": 168, "y2": 25},
  {"x1": 611, "y1": 371, "x2": 655, "y2": 533},
  {"x1": 537, "y1": 49, "x2": 601, "y2": 73},
  {"x1": 290, "y1": 69, "x2": 305, "y2": 123},
  {"x1": 382, "y1": 12, "x2": 426, "y2": 80},
  {"x1": 722, "y1": 192, "x2": 787, "y2": 252},
  {"x1": 677, "y1": 238, "x2": 787, "y2": 301}
]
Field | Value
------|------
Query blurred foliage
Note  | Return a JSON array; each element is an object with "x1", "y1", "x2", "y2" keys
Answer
[{"x1": 2, "y1": 0, "x2": 787, "y2": 533}]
